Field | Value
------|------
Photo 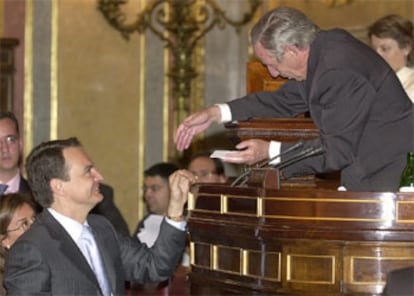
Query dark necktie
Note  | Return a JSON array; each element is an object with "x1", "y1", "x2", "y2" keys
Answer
[{"x1": 0, "y1": 184, "x2": 8, "y2": 195}]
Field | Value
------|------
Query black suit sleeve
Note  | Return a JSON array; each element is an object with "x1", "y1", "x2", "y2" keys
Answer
[{"x1": 383, "y1": 266, "x2": 414, "y2": 295}]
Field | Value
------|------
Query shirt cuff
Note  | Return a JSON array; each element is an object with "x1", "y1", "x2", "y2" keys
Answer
[
  {"x1": 165, "y1": 217, "x2": 187, "y2": 231},
  {"x1": 215, "y1": 104, "x2": 232, "y2": 123},
  {"x1": 269, "y1": 141, "x2": 282, "y2": 165}
]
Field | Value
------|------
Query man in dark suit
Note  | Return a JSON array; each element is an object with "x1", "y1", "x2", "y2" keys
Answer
[
  {"x1": 0, "y1": 112, "x2": 130, "y2": 233},
  {"x1": 4, "y1": 137, "x2": 193, "y2": 295},
  {"x1": 0, "y1": 112, "x2": 31, "y2": 196},
  {"x1": 175, "y1": 7, "x2": 414, "y2": 192},
  {"x1": 382, "y1": 266, "x2": 414, "y2": 295}
]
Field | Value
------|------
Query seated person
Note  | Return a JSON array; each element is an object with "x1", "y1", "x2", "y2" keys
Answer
[
  {"x1": 187, "y1": 151, "x2": 227, "y2": 184},
  {"x1": 0, "y1": 193, "x2": 36, "y2": 294}
]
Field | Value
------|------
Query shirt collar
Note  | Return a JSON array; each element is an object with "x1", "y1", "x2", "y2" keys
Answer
[
  {"x1": 0, "y1": 171, "x2": 21, "y2": 194},
  {"x1": 47, "y1": 208, "x2": 86, "y2": 243}
]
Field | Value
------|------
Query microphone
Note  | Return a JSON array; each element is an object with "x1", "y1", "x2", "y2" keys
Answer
[
  {"x1": 273, "y1": 145, "x2": 324, "y2": 169},
  {"x1": 232, "y1": 144, "x2": 324, "y2": 187},
  {"x1": 256, "y1": 140, "x2": 305, "y2": 169},
  {"x1": 230, "y1": 140, "x2": 305, "y2": 187}
]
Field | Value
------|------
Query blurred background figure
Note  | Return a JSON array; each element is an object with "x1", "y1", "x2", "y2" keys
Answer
[
  {"x1": 0, "y1": 193, "x2": 36, "y2": 295},
  {"x1": 133, "y1": 162, "x2": 179, "y2": 244},
  {"x1": 131, "y1": 162, "x2": 181, "y2": 295},
  {"x1": 368, "y1": 14, "x2": 414, "y2": 102},
  {"x1": 187, "y1": 151, "x2": 227, "y2": 184},
  {"x1": 0, "y1": 112, "x2": 31, "y2": 197}
]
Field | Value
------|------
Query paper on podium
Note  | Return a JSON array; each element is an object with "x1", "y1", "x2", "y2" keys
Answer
[{"x1": 210, "y1": 150, "x2": 241, "y2": 159}]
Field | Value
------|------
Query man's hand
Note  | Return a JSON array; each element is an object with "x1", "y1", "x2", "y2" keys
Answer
[
  {"x1": 221, "y1": 139, "x2": 270, "y2": 165},
  {"x1": 167, "y1": 170, "x2": 195, "y2": 218},
  {"x1": 175, "y1": 106, "x2": 222, "y2": 151}
]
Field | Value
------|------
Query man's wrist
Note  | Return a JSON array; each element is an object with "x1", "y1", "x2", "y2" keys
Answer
[
  {"x1": 214, "y1": 104, "x2": 231, "y2": 123},
  {"x1": 167, "y1": 214, "x2": 185, "y2": 222}
]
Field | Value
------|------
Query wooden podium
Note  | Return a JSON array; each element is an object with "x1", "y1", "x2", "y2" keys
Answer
[
  {"x1": 185, "y1": 62, "x2": 414, "y2": 295},
  {"x1": 187, "y1": 184, "x2": 414, "y2": 295},
  {"x1": 187, "y1": 117, "x2": 403, "y2": 296}
]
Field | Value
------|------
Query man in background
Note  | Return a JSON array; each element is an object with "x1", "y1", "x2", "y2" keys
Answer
[
  {"x1": 0, "y1": 112, "x2": 30, "y2": 196},
  {"x1": 133, "y1": 162, "x2": 179, "y2": 243},
  {"x1": 188, "y1": 151, "x2": 227, "y2": 184}
]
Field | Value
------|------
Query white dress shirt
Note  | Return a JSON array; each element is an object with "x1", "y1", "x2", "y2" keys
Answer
[
  {"x1": 397, "y1": 66, "x2": 414, "y2": 103},
  {"x1": 216, "y1": 103, "x2": 282, "y2": 164}
]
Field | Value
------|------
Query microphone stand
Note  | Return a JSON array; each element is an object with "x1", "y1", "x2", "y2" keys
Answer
[
  {"x1": 275, "y1": 146, "x2": 324, "y2": 169},
  {"x1": 231, "y1": 140, "x2": 305, "y2": 187}
]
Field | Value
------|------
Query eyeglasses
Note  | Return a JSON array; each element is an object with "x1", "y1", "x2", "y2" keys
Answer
[
  {"x1": 0, "y1": 135, "x2": 18, "y2": 148},
  {"x1": 6, "y1": 216, "x2": 35, "y2": 233},
  {"x1": 192, "y1": 170, "x2": 217, "y2": 180}
]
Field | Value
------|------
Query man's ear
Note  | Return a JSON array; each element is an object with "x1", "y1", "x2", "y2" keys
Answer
[
  {"x1": 403, "y1": 45, "x2": 411, "y2": 58},
  {"x1": 285, "y1": 44, "x2": 300, "y2": 56},
  {"x1": 1, "y1": 237, "x2": 10, "y2": 249},
  {"x1": 50, "y1": 178, "x2": 64, "y2": 195}
]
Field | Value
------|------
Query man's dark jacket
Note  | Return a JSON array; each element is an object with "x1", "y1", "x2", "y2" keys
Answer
[
  {"x1": 4, "y1": 210, "x2": 185, "y2": 295},
  {"x1": 228, "y1": 29, "x2": 414, "y2": 191},
  {"x1": 382, "y1": 266, "x2": 414, "y2": 295}
]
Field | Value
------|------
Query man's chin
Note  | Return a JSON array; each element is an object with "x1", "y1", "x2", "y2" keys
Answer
[
  {"x1": 94, "y1": 192, "x2": 104, "y2": 203},
  {"x1": 0, "y1": 163, "x2": 19, "y2": 171}
]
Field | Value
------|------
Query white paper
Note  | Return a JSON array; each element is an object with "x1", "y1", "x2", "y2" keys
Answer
[{"x1": 210, "y1": 150, "x2": 240, "y2": 159}]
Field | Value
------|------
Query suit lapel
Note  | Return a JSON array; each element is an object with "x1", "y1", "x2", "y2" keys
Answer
[
  {"x1": 39, "y1": 211, "x2": 102, "y2": 289},
  {"x1": 18, "y1": 176, "x2": 31, "y2": 193},
  {"x1": 88, "y1": 216, "x2": 116, "y2": 292}
]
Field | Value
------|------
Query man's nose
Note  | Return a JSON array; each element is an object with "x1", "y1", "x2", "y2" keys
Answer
[
  {"x1": 92, "y1": 168, "x2": 104, "y2": 181},
  {"x1": 269, "y1": 68, "x2": 280, "y2": 78},
  {"x1": 0, "y1": 141, "x2": 10, "y2": 152}
]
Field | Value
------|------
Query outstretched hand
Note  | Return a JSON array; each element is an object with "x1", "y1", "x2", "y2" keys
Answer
[
  {"x1": 221, "y1": 139, "x2": 270, "y2": 165},
  {"x1": 167, "y1": 170, "x2": 196, "y2": 218},
  {"x1": 175, "y1": 106, "x2": 222, "y2": 151}
]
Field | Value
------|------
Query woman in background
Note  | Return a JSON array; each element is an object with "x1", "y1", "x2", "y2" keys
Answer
[
  {"x1": 0, "y1": 193, "x2": 36, "y2": 295},
  {"x1": 368, "y1": 14, "x2": 414, "y2": 102}
]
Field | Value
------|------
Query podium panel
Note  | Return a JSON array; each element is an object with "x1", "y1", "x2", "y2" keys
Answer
[{"x1": 188, "y1": 185, "x2": 414, "y2": 295}]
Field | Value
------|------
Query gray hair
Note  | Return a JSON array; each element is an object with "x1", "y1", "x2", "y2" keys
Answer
[{"x1": 250, "y1": 7, "x2": 320, "y2": 61}]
